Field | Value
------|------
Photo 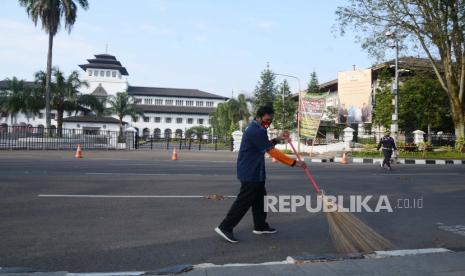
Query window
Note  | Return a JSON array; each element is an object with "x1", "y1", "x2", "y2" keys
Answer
[
  {"x1": 134, "y1": 117, "x2": 139, "y2": 122},
  {"x1": 154, "y1": 117, "x2": 161, "y2": 123},
  {"x1": 206, "y1": 101, "x2": 214, "y2": 107},
  {"x1": 67, "y1": 111, "x2": 72, "y2": 117},
  {"x1": 154, "y1": 99, "x2": 163, "y2": 105},
  {"x1": 165, "y1": 99, "x2": 173, "y2": 105},
  {"x1": 143, "y1": 117, "x2": 150, "y2": 122},
  {"x1": 197, "y1": 118, "x2": 204, "y2": 125},
  {"x1": 176, "y1": 100, "x2": 184, "y2": 106},
  {"x1": 165, "y1": 117, "x2": 172, "y2": 123},
  {"x1": 106, "y1": 71, "x2": 110, "y2": 77},
  {"x1": 112, "y1": 71, "x2": 116, "y2": 78},
  {"x1": 88, "y1": 70, "x2": 92, "y2": 76},
  {"x1": 186, "y1": 100, "x2": 194, "y2": 106},
  {"x1": 187, "y1": 118, "x2": 193, "y2": 124},
  {"x1": 196, "y1": 101, "x2": 204, "y2": 107},
  {"x1": 135, "y1": 98, "x2": 142, "y2": 104},
  {"x1": 144, "y1": 98, "x2": 153, "y2": 105},
  {"x1": 176, "y1": 118, "x2": 183, "y2": 124},
  {"x1": 38, "y1": 113, "x2": 44, "y2": 119},
  {"x1": 100, "y1": 71, "x2": 104, "y2": 77},
  {"x1": 51, "y1": 113, "x2": 56, "y2": 119}
]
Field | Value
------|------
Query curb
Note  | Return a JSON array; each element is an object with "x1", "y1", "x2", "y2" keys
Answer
[
  {"x1": 0, "y1": 248, "x2": 454, "y2": 275},
  {"x1": 304, "y1": 157, "x2": 465, "y2": 165}
]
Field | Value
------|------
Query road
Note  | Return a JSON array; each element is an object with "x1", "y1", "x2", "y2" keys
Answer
[{"x1": 0, "y1": 151, "x2": 464, "y2": 272}]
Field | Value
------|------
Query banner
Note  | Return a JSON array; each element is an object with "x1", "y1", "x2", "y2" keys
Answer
[
  {"x1": 299, "y1": 93, "x2": 327, "y2": 140},
  {"x1": 337, "y1": 69, "x2": 372, "y2": 124}
]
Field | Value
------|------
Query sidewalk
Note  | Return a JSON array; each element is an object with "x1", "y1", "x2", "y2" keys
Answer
[{"x1": 1, "y1": 250, "x2": 464, "y2": 276}]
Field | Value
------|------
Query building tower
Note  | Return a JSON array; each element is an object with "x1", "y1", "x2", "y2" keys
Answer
[{"x1": 79, "y1": 54, "x2": 129, "y2": 97}]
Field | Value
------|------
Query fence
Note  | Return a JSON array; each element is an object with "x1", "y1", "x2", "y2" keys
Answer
[
  {"x1": 136, "y1": 135, "x2": 233, "y2": 151},
  {"x1": 300, "y1": 129, "x2": 457, "y2": 150},
  {"x1": 0, "y1": 126, "x2": 126, "y2": 150},
  {"x1": 0, "y1": 126, "x2": 234, "y2": 151}
]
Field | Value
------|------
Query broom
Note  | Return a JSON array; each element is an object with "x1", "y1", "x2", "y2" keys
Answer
[{"x1": 287, "y1": 139, "x2": 394, "y2": 254}]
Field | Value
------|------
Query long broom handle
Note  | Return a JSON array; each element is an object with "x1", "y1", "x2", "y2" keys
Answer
[{"x1": 288, "y1": 139, "x2": 322, "y2": 195}]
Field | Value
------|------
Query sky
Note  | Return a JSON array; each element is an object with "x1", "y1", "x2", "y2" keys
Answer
[{"x1": 0, "y1": 0, "x2": 382, "y2": 98}]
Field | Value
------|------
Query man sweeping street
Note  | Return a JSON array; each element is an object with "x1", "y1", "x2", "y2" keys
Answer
[
  {"x1": 215, "y1": 105, "x2": 306, "y2": 243},
  {"x1": 377, "y1": 130, "x2": 397, "y2": 170}
]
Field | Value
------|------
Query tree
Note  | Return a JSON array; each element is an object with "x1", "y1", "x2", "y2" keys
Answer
[
  {"x1": 105, "y1": 92, "x2": 143, "y2": 137},
  {"x1": 186, "y1": 125, "x2": 210, "y2": 138},
  {"x1": 400, "y1": 72, "x2": 453, "y2": 134},
  {"x1": 236, "y1": 93, "x2": 252, "y2": 124},
  {"x1": 336, "y1": 0, "x2": 465, "y2": 137},
  {"x1": 307, "y1": 71, "x2": 320, "y2": 94},
  {"x1": 273, "y1": 80, "x2": 297, "y2": 130},
  {"x1": 209, "y1": 93, "x2": 251, "y2": 137},
  {"x1": 253, "y1": 63, "x2": 277, "y2": 112},
  {"x1": 325, "y1": 106, "x2": 339, "y2": 122},
  {"x1": 372, "y1": 69, "x2": 393, "y2": 129},
  {"x1": 0, "y1": 77, "x2": 43, "y2": 124},
  {"x1": 20, "y1": 0, "x2": 89, "y2": 131},
  {"x1": 49, "y1": 69, "x2": 89, "y2": 135}
]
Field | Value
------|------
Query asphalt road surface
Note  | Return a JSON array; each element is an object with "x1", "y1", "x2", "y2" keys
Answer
[{"x1": 1, "y1": 151, "x2": 464, "y2": 272}]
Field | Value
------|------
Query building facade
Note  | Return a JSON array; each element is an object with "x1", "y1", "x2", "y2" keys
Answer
[{"x1": 0, "y1": 53, "x2": 227, "y2": 137}]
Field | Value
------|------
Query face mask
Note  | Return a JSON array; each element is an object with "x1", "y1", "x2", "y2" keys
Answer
[{"x1": 261, "y1": 120, "x2": 272, "y2": 129}]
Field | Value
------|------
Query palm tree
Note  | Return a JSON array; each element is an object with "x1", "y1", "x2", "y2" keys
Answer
[
  {"x1": 19, "y1": 0, "x2": 89, "y2": 131},
  {"x1": 105, "y1": 92, "x2": 143, "y2": 137},
  {"x1": 0, "y1": 77, "x2": 43, "y2": 125},
  {"x1": 50, "y1": 69, "x2": 90, "y2": 135},
  {"x1": 209, "y1": 95, "x2": 252, "y2": 138},
  {"x1": 35, "y1": 69, "x2": 103, "y2": 135},
  {"x1": 236, "y1": 93, "x2": 252, "y2": 124},
  {"x1": 186, "y1": 125, "x2": 210, "y2": 139}
]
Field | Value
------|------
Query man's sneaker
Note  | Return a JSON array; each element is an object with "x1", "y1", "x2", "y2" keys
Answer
[
  {"x1": 252, "y1": 227, "x2": 277, "y2": 235},
  {"x1": 215, "y1": 227, "x2": 239, "y2": 243},
  {"x1": 380, "y1": 162, "x2": 384, "y2": 168}
]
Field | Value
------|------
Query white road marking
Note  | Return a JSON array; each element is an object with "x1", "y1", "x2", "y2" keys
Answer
[
  {"x1": 373, "y1": 173, "x2": 462, "y2": 176},
  {"x1": 85, "y1": 172, "x2": 225, "y2": 176},
  {"x1": 38, "y1": 194, "x2": 237, "y2": 198},
  {"x1": 436, "y1": 222, "x2": 465, "y2": 237}
]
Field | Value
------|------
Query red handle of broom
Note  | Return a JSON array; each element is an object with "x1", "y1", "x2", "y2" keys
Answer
[{"x1": 287, "y1": 139, "x2": 322, "y2": 195}]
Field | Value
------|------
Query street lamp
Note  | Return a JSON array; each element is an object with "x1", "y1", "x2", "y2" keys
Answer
[
  {"x1": 385, "y1": 31, "x2": 399, "y2": 142},
  {"x1": 275, "y1": 73, "x2": 302, "y2": 152}
]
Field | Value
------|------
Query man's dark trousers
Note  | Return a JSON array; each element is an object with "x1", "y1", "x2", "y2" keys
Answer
[
  {"x1": 219, "y1": 181, "x2": 268, "y2": 232},
  {"x1": 382, "y1": 149, "x2": 393, "y2": 167}
]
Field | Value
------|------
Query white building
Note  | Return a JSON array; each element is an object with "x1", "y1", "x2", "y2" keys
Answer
[{"x1": 0, "y1": 53, "x2": 227, "y2": 137}]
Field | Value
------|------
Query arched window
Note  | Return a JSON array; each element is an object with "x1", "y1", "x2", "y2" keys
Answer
[
  {"x1": 142, "y1": 128, "x2": 150, "y2": 139},
  {"x1": 0, "y1": 123, "x2": 8, "y2": 134},
  {"x1": 153, "y1": 128, "x2": 161, "y2": 138},
  {"x1": 37, "y1": 125, "x2": 44, "y2": 135},
  {"x1": 50, "y1": 125, "x2": 57, "y2": 135},
  {"x1": 164, "y1": 128, "x2": 172, "y2": 139},
  {"x1": 175, "y1": 129, "x2": 183, "y2": 138}
]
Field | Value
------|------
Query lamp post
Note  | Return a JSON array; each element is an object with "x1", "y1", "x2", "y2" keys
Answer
[
  {"x1": 275, "y1": 73, "x2": 302, "y2": 152},
  {"x1": 385, "y1": 31, "x2": 399, "y2": 142}
]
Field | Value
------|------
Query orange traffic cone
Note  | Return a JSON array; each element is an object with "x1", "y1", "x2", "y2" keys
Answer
[
  {"x1": 171, "y1": 147, "x2": 178, "y2": 161},
  {"x1": 340, "y1": 152, "x2": 348, "y2": 164},
  {"x1": 75, "y1": 144, "x2": 82, "y2": 159}
]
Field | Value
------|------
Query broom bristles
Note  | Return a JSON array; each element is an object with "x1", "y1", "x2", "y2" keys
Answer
[{"x1": 322, "y1": 196, "x2": 395, "y2": 254}]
